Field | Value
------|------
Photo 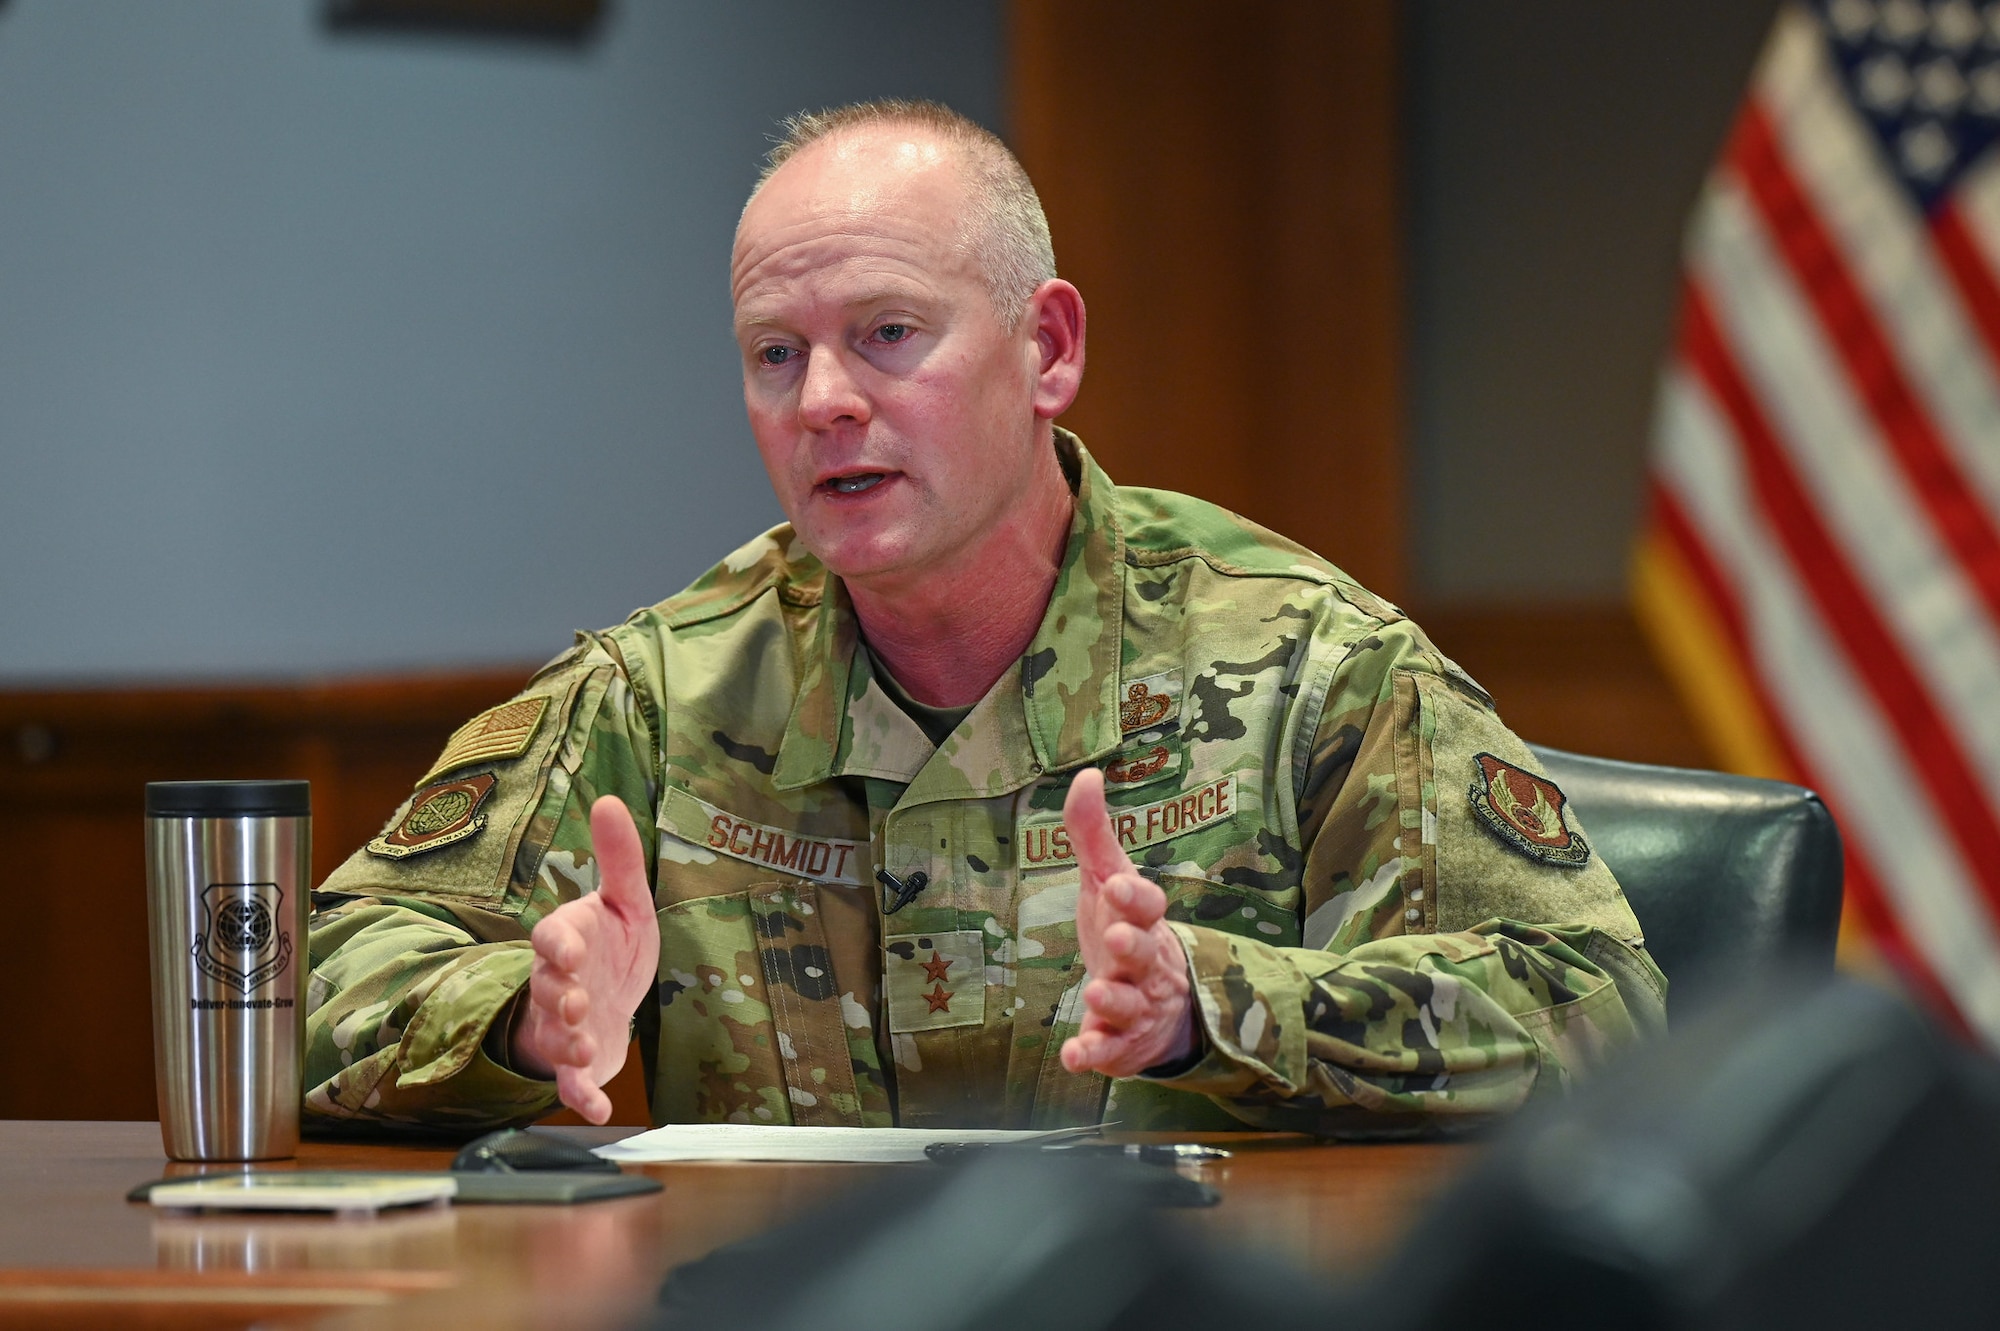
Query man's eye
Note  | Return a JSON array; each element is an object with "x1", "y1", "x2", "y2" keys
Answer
[
  {"x1": 758, "y1": 346, "x2": 794, "y2": 366},
  {"x1": 876, "y1": 324, "x2": 909, "y2": 343}
]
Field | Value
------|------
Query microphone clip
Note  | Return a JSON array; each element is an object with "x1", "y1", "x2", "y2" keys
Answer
[{"x1": 876, "y1": 868, "x2": 930, "y2": 916}]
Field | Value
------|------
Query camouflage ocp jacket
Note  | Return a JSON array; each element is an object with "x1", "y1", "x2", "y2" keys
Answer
[{"x1": 304, "y1": 432, "x2": 1667, "y2": 1135}]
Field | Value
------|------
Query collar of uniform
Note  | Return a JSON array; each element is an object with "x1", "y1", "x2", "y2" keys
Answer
[
  {"x1": 767, "y1": 428, "x2": 1127, "y2": 791},
  {"x1": 837, "y1": 643, "x2": 943, "y2": 784},
  {"x1": 770, "y1": 574, "x2": 858, "y2": 791},
  {"x1": 1021, "y1": 429, "x2": 1128, "y2": 773}
]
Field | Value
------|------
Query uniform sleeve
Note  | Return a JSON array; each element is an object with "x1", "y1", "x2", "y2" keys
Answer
[
  {"x1": 301, "y1": 635, "x2": 658, "y2": 1133},
  {"x1": 1145, "y1": 620, "x2": 1669, "y2": 1135}
]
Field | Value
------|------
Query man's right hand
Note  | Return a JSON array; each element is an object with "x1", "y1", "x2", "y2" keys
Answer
[{"x1": 509, "y1": 795, "x2": 659, "y2": 1124}]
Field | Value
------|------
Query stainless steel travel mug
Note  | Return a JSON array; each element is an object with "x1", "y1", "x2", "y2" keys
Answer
[{"x1": 145, "y1": 780, "x2": 310, "y2": 1161}]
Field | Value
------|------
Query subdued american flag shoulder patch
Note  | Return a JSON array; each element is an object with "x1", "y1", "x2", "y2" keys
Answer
[{"x1": 418, "y1": 696, "x2": 549, "y2": 786}]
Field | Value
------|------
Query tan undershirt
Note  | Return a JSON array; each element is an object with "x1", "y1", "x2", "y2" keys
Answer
[{"x1": 866, "y1": 648, "x2": 974, "y2": 749}]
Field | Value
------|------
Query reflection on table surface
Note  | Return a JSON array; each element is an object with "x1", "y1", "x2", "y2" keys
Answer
[{"x1": 0, "y1": 1119, "x2": 1474, "y2": 1330}]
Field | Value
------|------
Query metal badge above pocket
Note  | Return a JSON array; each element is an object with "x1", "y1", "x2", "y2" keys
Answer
[
  {"x1": 1119, "y1": 669, "x2": 1182, "y2": 735},
  {"x1": 1100, "y1": 736, "x2": 1185, "y2": 792}
]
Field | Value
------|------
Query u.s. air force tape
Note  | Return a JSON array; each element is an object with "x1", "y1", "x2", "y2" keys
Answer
[{"x1": 1018, "y1": 773, "x2": 1237, "y2": 869}]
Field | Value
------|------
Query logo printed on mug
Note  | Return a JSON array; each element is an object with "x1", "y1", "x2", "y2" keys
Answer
[{"x1": 191, "y1": 882, "x2": 293, "y2": 994}]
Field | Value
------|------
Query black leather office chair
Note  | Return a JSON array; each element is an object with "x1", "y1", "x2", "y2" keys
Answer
[{"x1": 1529, "y1": 745, "x2": 1844, "y2": 1009}]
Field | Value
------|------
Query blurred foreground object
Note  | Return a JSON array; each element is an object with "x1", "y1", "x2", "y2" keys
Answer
[
  {"x1": 1532, "y1": 744, "x2": 1843, "y2": 1010},
  {"x1": 649, "y1": 1153, "x2": 1332, "y2": 1331},
  {"x1": 1632, "y1": 1, "x2": 2000, "y2": 1036},
  {"x1": 643, "y1": 974, "x2": 2000, "y2": 1331},
  {"x1": 1355, "y1": 972, "x2": 2000, "y2": 1330}
]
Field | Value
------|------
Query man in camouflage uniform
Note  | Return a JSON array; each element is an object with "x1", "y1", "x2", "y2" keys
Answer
[{"x1": 304, "y1": 101, "x2": 1666, "y2": 1136}]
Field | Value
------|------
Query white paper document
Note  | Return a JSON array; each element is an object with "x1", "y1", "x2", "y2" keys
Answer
[{"x1": 592, "y1": 1122, "x2": 1096, "y2": 1164}]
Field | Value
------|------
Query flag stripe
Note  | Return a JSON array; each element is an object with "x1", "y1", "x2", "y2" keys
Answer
[
  {"x1": 1648, "y1": 481, "x2": 1960, "y2": 1019},
  {"x1": 1678, "y1": 280, "x2": 2000, "y2": 931},
  {"x1": 1651, "y1": 365, "x2": 2000, "y2": 1033},
  {"x1": 1646, "y1": 482, "x2": 1945, "y2": 1014},
  {"x1": 1731, "y1": 100, "x2": 2000, "y2": 640},
  {"x1": 1651, "y1": 367, "x2": 1936, "y2": 938},
  {"x1": 1929, "y1": 201, "x2": 2000, "y2": 386},
  {"x1": 1758, "y1": 10, "x2": 2000, "y2": 520},
  {"x1": 1689, "y1": 174, "x2": 2000, "y2": 800},
  {"x1": 1630, "y1": 522, "x2": 1792, "y2": 781},
  {"x1": 1647, "y1": 484, "x2": 1753, "y2": 670}
]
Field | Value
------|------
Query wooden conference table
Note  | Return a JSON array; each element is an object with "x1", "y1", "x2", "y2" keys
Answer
[{"x1": 0, "y1": 1120, "x2": 1477, "y2": 1330}]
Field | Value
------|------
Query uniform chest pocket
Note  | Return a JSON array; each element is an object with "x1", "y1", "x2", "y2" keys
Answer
[
  {"x1": 1154, "y1": 873, "x2": 1299, "y2": 947},
  {"x1": 652, "y1": 884, "x2": 865, "y2": 1128}
]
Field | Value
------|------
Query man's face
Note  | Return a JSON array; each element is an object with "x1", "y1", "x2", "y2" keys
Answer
[{"x1": 730, "y1": 130, "x2": 1044, "y2": 585}]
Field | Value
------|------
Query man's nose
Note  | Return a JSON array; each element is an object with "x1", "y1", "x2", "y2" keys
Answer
[{"x1": 797, "y1": 348, "x2": 870, "y2": 431}]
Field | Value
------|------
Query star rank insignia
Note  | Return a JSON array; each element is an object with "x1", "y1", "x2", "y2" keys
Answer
[
  {"x1": 1468, "y1": 753, "x2": 1590, "y2": 868},
  {"x1": 884, "y1": 930, "x2": 983, "y2": 1033}
]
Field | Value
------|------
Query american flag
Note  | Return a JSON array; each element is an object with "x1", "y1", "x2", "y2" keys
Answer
[{"x1": 1633, "y1": 0, "x2": 2000, "y2": 1040}]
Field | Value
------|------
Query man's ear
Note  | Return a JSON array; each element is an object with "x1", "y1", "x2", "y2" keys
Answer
[{"x1": 1028, "y1": 279, "x2": 1086, "y2": 421}]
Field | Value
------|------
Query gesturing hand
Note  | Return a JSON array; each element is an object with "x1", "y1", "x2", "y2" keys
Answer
[
  {"x1": 1058, "y1": 767, "x2": 1198, "y2": 1077},
  {"x1": 510, "y1": 795, "x2": 660, "y2": 1124}
]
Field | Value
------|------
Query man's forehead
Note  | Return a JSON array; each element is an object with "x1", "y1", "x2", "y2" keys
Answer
[
  {"x1": 755, "y1": 125, "x2": 961, "y2": 214},
  {"x1": 732, "y1": 256, "x2": 936, "y2": 327},
  {"x1": 731, "y1": 129, "x2": 978, "y2": 310}
]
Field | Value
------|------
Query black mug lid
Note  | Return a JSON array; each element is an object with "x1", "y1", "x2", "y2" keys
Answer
[{"x1": 145, "y1": 780, "x2": 310, "y2": 818}]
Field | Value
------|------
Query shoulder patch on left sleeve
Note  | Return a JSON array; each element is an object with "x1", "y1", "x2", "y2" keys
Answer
[{"x1": 1468, "y1": 753, "x2": 1590, "y2": 868}]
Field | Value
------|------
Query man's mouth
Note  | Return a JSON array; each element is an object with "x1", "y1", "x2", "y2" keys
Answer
[{"x1": 824, "y1": 472, "x2": 887, "y2": 495}]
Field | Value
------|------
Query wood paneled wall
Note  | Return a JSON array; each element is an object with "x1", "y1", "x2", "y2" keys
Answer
[
  {"x1": 1011, "y1": 0, "x2": 1406, "y2": 601},
  {"x1": 1417, "y1": 605, "x2": 1711, "y2": 772},
  {"x1": 0, "y1": 673, "x2": 648, "y2": 1125},
  {"x1": 1007, "y1": 3, "x2": 1707, "y2": 770}
]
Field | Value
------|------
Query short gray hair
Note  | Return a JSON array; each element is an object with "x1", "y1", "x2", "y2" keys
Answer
[{"x1": 751, "y1": 99, "x2": 1057, "y2": 328}]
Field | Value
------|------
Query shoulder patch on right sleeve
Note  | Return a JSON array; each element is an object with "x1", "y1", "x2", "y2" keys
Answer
[
  {"x1": 368, "y1": 773, "x2": 496, "y2": 859},
  {"x1": 417, "y1": 697, "x2": 548, "y2": 786},
  {"x1": 1416, "y1": 672, "x2": 1644, "y2": 941},
  {"x1": 320, "y1": 660, "x2": 613, "y2": 914}
]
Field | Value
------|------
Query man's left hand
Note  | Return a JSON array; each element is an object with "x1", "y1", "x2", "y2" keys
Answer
[{"x1": 1058, "y1": 767, "x2": 1198, "y2": 1077}]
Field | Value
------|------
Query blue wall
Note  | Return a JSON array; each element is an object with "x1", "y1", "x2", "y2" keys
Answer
[{"x1": 0, "y1": 0, "x2": 1003, "y2": 679}]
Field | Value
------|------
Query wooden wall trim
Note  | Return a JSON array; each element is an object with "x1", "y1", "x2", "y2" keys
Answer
[{"x1": 0, "y1": 669, "x2": 538, "y2": 733}]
